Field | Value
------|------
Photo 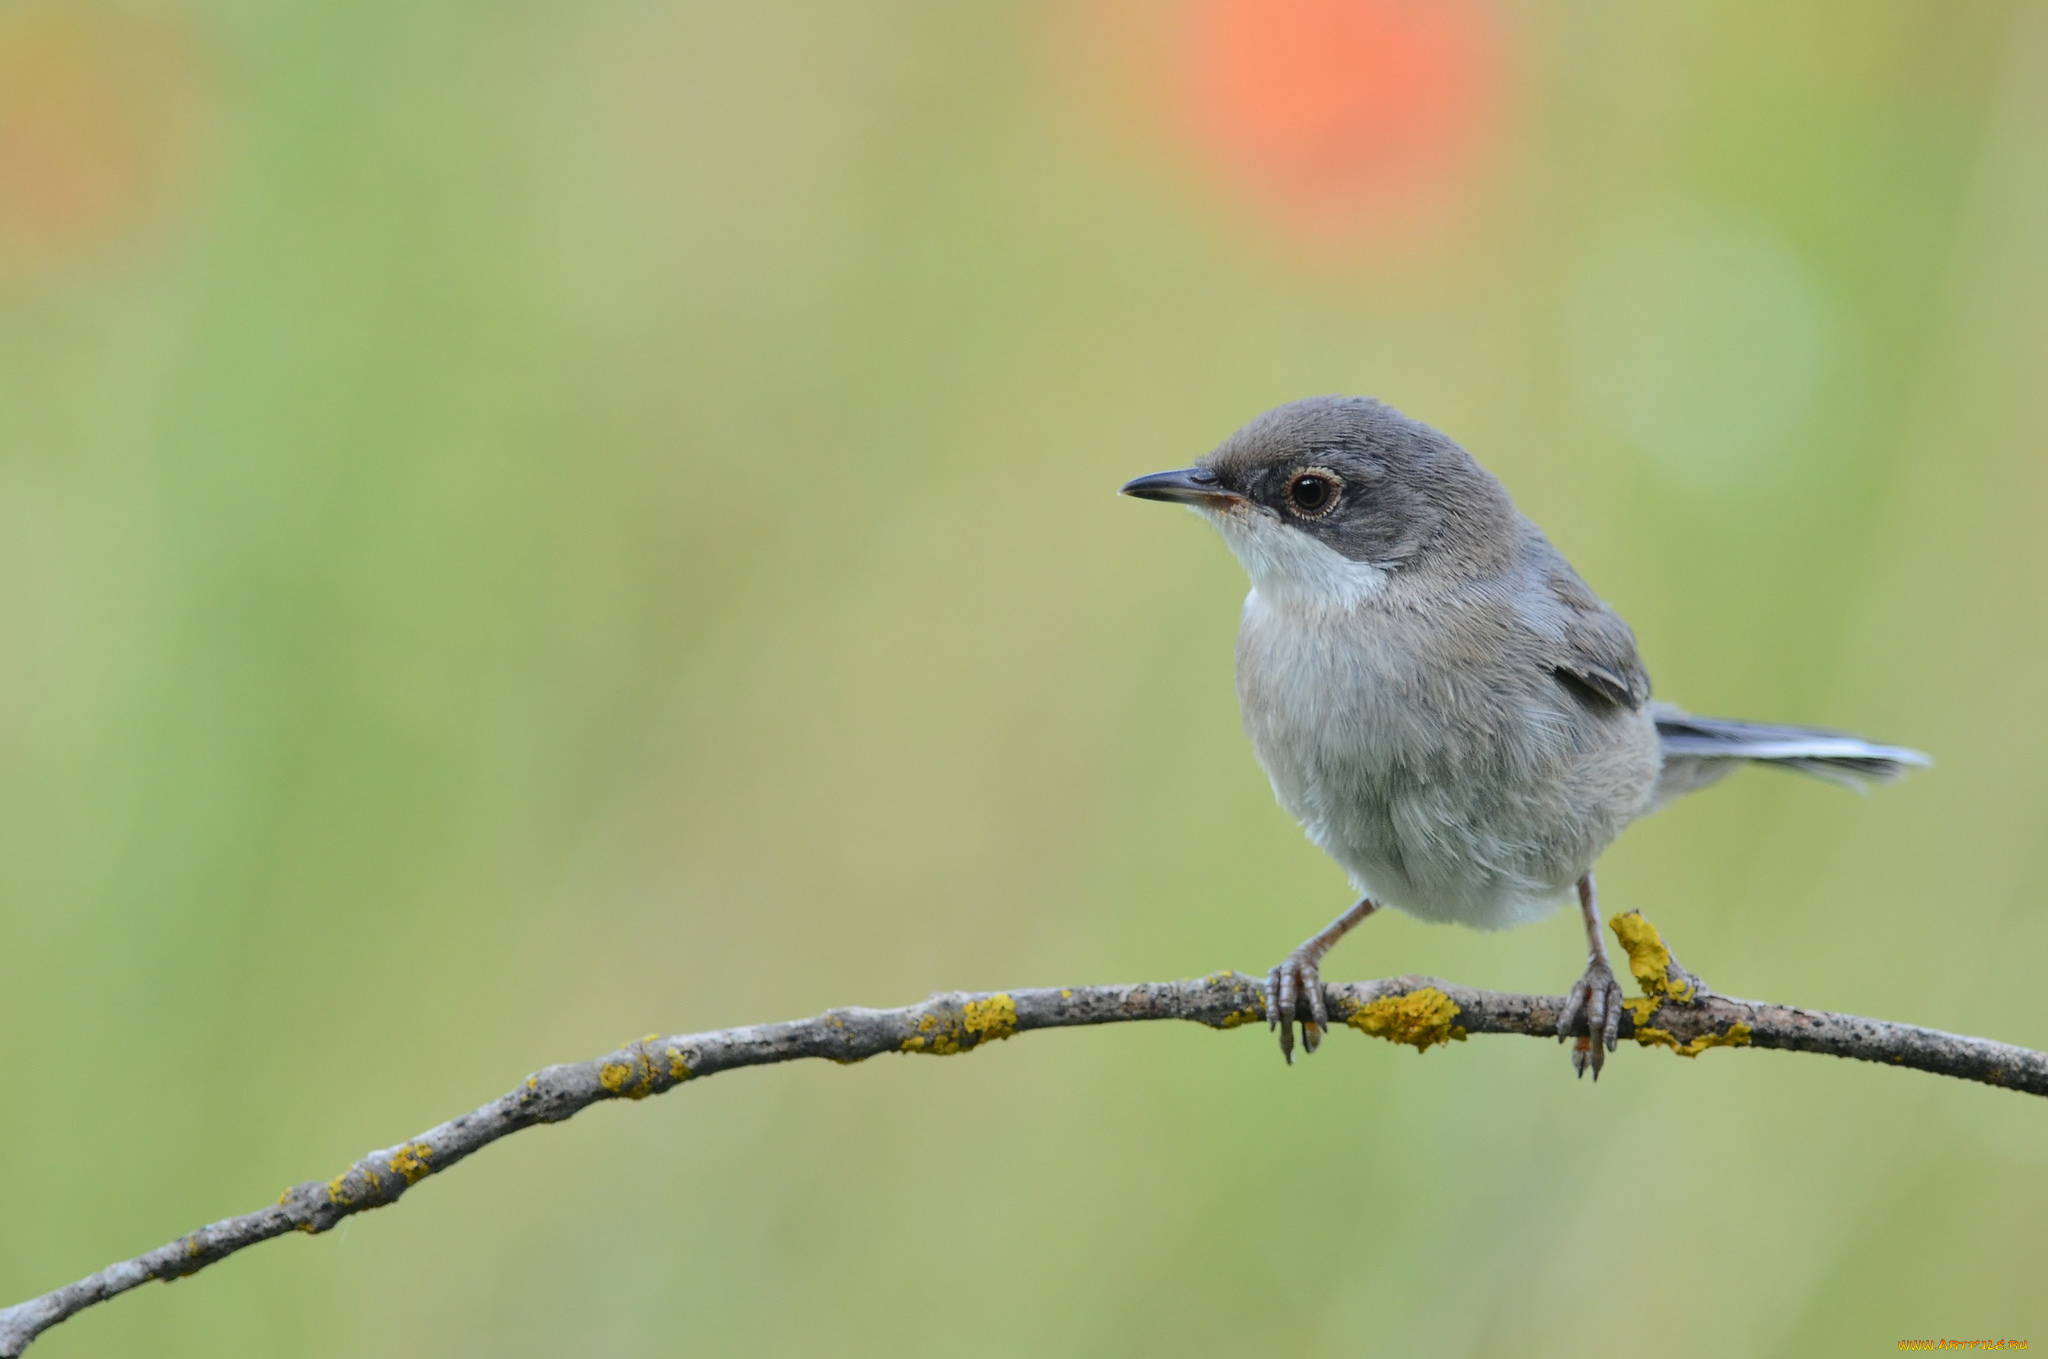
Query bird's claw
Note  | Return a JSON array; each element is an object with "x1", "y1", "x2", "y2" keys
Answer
[
  {"x1": 1264, "y1": 947, "x2": 1331, "y2": 1064},
  {"x1": 1557, "y1": 957, "x2": 1625, "y2": 1079}
]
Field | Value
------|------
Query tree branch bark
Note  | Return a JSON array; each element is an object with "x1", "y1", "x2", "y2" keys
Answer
[{"x1": 3, "y1": 963, "x2": 2042, "y2": 1356}]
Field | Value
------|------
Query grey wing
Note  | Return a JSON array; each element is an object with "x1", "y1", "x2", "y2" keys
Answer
[{"x1": 1526, "y1": 548, "x2": 1650, "y2": 711}]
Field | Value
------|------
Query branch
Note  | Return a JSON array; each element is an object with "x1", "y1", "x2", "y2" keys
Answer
[{"x1": 4, "y1": 936, "x2": 2043, "y2": 1355}]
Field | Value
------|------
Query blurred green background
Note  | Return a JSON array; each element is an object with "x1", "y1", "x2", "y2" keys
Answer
[{"x1": 3, "y1": 1, "x2": 2045, "y2": 1353}]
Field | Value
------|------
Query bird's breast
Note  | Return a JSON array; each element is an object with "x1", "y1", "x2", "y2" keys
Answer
[{"x1": 1234, "y1": 589, "x2": 1657, "y2": 929}]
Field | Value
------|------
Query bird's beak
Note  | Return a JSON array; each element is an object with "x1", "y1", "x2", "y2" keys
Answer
[{"x1": 1119, "y1": 467, "x2": 1239, "y2": 507}]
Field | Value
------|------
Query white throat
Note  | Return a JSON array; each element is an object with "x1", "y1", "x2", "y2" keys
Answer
[{"x1": 1197, "y1": 503, "x2": 1388, "y2": 613}]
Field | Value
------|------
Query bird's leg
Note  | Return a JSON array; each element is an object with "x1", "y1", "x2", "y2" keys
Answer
[
  {"x1": 1556, "y1": 872, "x2": 1625, "y2": 1079},
  {"x1": 1265, "y1": 897, "x2": 1379, "y2": 1064}
]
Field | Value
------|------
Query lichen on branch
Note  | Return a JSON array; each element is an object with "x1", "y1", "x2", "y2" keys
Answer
[{"x1": 4, "y1": 916, "x2": 2045, "y2": 1357}]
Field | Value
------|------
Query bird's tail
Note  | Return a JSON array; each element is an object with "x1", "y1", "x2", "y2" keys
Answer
[{"x1": 1652, "y1": 703, "x2": 1931, "y2": 803}]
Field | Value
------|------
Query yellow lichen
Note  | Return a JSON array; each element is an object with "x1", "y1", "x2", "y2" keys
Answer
[
  {"x1": 388, "y1": 1143, "x2": 434, "y2": 1184},
  {"x1": 1200, "y1": 973, "x2": 1264, "y2": 1028},
  {"x1": 599, "y1": 1037, "x2": 663, "y2": 1099},
  {"x1": 1346, "y1": 988, "x2": 1468, "y2": 1053},
  {"x1": 326, "y1": 1174, "x2": 349, "y2": 1206},
  {"x1": 901, "y1": 996, "x2": 1016, "y2": 1056},
  {"x1": 901, "y1": 1009, "x2": 959, "y2": 1054},
  {"x1": 963, "y1": 993, "x2": 1017, "y2": 1044},
  {"x1": 1634, "y1": 1021, "x2": 1752, "y2": 1058},
  {"x1": 902, "y1": 1009, "x2": 958, "y2": 1055},
  {"x1": 665, "y1": 1045, "x2": 692, "y2": 1081},
  {"x1": 1609, "y1": 911, "x2": 1695, "y2": 1003}
]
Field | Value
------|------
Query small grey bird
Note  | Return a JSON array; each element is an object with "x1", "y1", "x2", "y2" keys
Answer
[{"x1": 1122, "y1": 396, "x2": 1927, "y2": 1075}]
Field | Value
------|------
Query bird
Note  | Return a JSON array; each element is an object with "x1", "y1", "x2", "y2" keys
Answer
[{"x1": 1120, "y1": 395, "x2": 1928, "y2": 1075}]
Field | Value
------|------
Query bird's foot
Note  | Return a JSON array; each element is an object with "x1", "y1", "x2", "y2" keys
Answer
[
  {"x1": 1264, "y1": 946, "x2": 1331, "y2": 1064},
  {"x1": 1260, "y1": 898, "x2": 1379, "y2": 1065},
  {"x1": 1557, "y1": 957, "x2": 1625, "y2": 1079}
]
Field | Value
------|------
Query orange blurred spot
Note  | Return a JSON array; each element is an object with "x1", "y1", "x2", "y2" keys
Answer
[
  {"x1": 0, "y1": 6, "x2": 204, "y2": 280},
  {"x1": 1181, "y1": 0, "x2": 1502, "y2": 237}
]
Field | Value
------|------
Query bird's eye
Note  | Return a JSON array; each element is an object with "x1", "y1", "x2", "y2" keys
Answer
[{"x1": 1286, "y1": 469, "x2": 1340, "y2": 517}]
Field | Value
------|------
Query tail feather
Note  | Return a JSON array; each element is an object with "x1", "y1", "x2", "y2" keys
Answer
[{"x1": 1652, "y1": 705, "x2": 1930, "y2": 800}]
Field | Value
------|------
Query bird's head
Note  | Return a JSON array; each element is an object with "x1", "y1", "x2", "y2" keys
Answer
[{"x1": 1120, "y1": 395, "x2": 1515, "y2": 610}]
